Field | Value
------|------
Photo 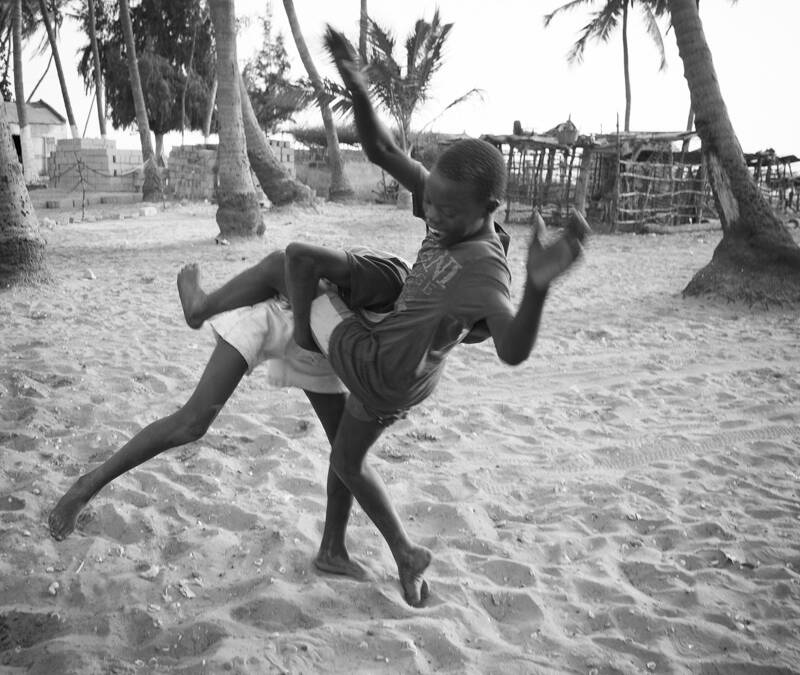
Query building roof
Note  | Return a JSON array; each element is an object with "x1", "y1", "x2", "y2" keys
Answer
[{"x1": 3, "y1": 99, "x2": 67, "y2": 126}]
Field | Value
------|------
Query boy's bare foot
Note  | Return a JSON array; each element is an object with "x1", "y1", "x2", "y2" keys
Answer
[
  {"x1": 48, "y1": 477, "x2": 94, "y2": 541},
  {"x1": 398, "y1": 545, "x2": 432, "y2": 608},
  {"x1": 314, "y1": 550, "x2": 371, "y2": 581},
  {"x1": 177, "y1": 263, "x2": 209, "y2": 329}
]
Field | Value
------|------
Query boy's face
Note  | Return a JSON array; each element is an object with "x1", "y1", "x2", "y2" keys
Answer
[{"x1": 423, "y1": 168, "x2": 494, "y2": 247}]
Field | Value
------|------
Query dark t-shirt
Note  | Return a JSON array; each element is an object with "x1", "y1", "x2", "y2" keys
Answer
[{"x1": 328, "y1": 161, "x2": 512, "y2": 418}]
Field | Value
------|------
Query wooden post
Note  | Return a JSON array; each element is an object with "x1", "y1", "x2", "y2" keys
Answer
[{"x1": 504, "y1": 141, "x2": 514, "y2": 223}]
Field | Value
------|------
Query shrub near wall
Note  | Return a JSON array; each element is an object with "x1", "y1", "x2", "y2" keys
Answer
[{"x1": 294, "y1": 147, "x2": 384, "y2": 201}]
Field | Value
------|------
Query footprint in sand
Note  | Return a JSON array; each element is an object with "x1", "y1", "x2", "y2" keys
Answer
[
  {"x1": 0, "y1": 610, "x2": 65, "y2": 652},
  {"x1": 474, "y1": 588, "x2": 543, "y2": 628},
  {"x1": 476, "y1": 558, "x2": 537, "y2": 588},
  {"x1": 231, "y1": 597, "x2": 323, "y2": 633},
  {"x1": 140, "y1": 622, "x2": 227, "y2": 660}
]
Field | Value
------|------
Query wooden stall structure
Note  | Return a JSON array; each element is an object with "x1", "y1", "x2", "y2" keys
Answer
[
  {"x1": 744, "y1": 149, "x2": 799, "y2": 214},
  {"x1": 482, "y1": 124, "x2": 720, "y2": 231}
]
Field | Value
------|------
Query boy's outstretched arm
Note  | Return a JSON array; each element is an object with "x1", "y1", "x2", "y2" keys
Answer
[
  {"x1": 488, "y1": 210, "x2": 590, "y2": 365},
  {"x1": 324, "y1": 26, "x2": 422, "y2": 191}
]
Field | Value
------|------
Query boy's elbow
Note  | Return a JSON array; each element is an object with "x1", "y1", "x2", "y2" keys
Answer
[
  {"x1": 499, "y1": 352, "x2": 526, "y2": 367},
  {"x1": 495, "y1": 338, "x2": 535, "y2": 366}
]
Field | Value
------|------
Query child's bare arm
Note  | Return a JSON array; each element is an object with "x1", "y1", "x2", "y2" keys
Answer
[
  {"x1": 324, "y1": 26, "x2": 422, "y2": 192},
  {"x1": 488, "y1": 210, "x2": 590, "y2": 365}
]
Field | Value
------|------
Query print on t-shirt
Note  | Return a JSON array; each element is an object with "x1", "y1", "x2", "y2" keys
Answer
[{"x1": 395, "y1": 246, "x2": 461, "y2": 310}]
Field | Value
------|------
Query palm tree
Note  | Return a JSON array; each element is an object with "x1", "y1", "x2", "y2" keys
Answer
[
  {"x1": 11, "y1": 0, "x2": 36, "y2": 182},
  {"x1": 544, "y1": 0, "x2": 669, "y2": 132},
  {"x1": 239, "y1": 74, "x2": 314, "y2": 206},
  {"x1": 86, "y1": 0, "x2": 107, "y2": 138},
  {"x1": 282, "y1": 0, "x2": 354, "y2": 201},
  {"x1": 119, "y1": 0, "x2": 162, "y2": 201},
  {"x1": 667, "y1": 0, "x2": 800, "y2": 302},
  {"x1": 365, "y1": 10, "x2": 456, "y2": 155},
  {"x1": 0, "y1": 100, "x2": 47, "y2": 286},
  {"x1": 360, "y1": 10, "x2": 476, "y2": 207},
  {"x1": 208, "y1": 0, "x2": 263, "y2": 237},
  {"x1": 37, "y1": 0, "x2": 78, "y2": 138}
]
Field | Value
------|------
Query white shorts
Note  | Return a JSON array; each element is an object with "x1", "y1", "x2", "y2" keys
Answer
[
  {"x1": 208, "y1": 298, "x2": 345, "y2": 394},
  {"x1": 309, "y1": 290, "x2": 354, "y2": 357}
]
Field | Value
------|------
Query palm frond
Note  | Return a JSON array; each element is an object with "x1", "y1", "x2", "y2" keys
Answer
[
  {"x1": 543, "y1": 0, "x2": 597, "y2": 27},
  {"x1": 640, "y1": 3, "x2": 667, "y2": 70},
  {"x1": 568, "y1": 8, "x2": 619, "y2": 63}
]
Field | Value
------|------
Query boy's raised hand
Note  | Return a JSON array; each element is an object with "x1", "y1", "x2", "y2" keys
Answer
[
  {"x1": 324, "y1": 25, "x2": 367, "y2": 93},
  {"x1": 526, "y1": 208, "x2": 590, "y2": 291}
]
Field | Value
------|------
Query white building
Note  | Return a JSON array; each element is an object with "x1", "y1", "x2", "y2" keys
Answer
[{"x1": 3, "y1": 99, "x2": 70, "y2": 177}]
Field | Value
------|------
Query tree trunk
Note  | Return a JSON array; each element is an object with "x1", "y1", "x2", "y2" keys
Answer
[
  {"x1": 359, "y1": 0, "x2": 368, "y2": 62},
  {"x1": 203, "y1": 78, "x2": 217, "y2": 142},
  {"x1": 208, "y1": 0, "x2": 263, "y2": 237},
  {"x1": 87, "y1": 0, "x2": 106, "y2": 138},
  {"x1": 154, "y1": 133, "x2": 166, "y2": 167},
  {"x1": 283, "y1": 0, "x2": 354, "y2": 202},
  {"x1": 238, "y1": 75, "x2": 314, "y2": 206},
  {"x1": 181, "y1": 20, "x2": 198, "y2": 142},
  {"x1": 38, "y1": 0, "x2": 79, "y2": 138},
  {"x1": 119, "y1": 0, "x2": 163, "y2": 201},
  {"x1": 669, "y1": 0, "x2": 800, "y2": 304},
  {"x1": 622, "y1": 1, "x2": 631, "y2": 132},
  {"x1": 12, "y1": 0, "x2": 36, "y2": 183},
  {"x1": 0, "y1": 101, "x2": 47, "y2": 287}
]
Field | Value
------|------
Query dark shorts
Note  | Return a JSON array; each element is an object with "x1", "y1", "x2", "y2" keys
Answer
[{"x1": 341, "y1": 246, "x2": 411, "y2": 314}]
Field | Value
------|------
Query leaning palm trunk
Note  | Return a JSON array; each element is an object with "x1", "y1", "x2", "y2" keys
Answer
[
  {"x1": 669, "y1": 0, "x2": 800, "y2": 304},
  {"x1": 0, "y1": 102, "x2": 47, "y2": 286},
  {"x1": 119, "y1": 0, "x2": 163, "y2": 201},
  {"x1": 283, "y1": 0, "x2": 354, "y2": 202},
  {"x1": 208, "y1": 0, "x2": 263, "y2": 237},
  {"x1": 38, "y1": 0, "x2": 79, "y2": 138},
  {"x1": 12, "y1": 0, "x2": 36, "y2": 183},
  {"x1": 239, "y1": 76, "x2": 314, "y2": 206}
]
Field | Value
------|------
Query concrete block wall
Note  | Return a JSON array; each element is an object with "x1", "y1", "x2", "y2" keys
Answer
[
  {"x1": 167, "y1": 144, "x2": 218, "y2": 200},
  {"x1": 267, "y1": 138, "x2": 295, "y2": 175},
  {"x1": 48, "y1": 138, "x2": 142, "y2": 192}
]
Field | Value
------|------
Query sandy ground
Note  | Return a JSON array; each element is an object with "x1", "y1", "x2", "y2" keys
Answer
[{"x1": 1, "y1": 200, "x2": 799, "y2": 674}]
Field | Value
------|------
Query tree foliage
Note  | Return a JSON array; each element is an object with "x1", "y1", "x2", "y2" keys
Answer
[
  {"x1": 71, "y1": 0, "x2": 215, "y2": 136},
  {"x1": 545, "y1": 0, "x2": 668, "y2": 67},
  {"x1": 364, "y1": 10, "x2": 456, "y2": 151},
  {"x1": 241, "y1": 12, "x2": 313, "y2": 133},
  {"x1": 0, "y1": 0, "x2": 56, "y2": 101}
]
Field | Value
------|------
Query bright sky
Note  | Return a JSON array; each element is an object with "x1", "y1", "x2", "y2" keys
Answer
[{"x1": 21, "y1": 1, "x2": 800, "y2": 156}]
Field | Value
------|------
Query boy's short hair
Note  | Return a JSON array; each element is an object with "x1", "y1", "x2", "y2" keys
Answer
[{"x1": 434, "y1": 138, "x2": 507, "y2": 204}]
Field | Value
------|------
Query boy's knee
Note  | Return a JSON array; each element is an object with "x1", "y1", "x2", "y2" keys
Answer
[
  {"x1": 285, "y1": 242, "x2": 317, "y2": 274},
  {"x1": 174, "y1": 406, "x2": 215, "y2": 443},
  {"x1": 330, "y1": 452, "x2": 360, "y2": 484}
]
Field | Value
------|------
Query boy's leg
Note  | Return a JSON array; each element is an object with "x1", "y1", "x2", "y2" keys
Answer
[
  {"x1": 303, "y1": 391, "x2": 370, "y2": 580},
  {"x1": 177, "y1": 250, "x2": 288, "y2": 329},
  {"x1": 285, "y1": 243, "x2": 351, "y2": 351},
  {"x1": 48, "y1": 339, "x2": 248, "y2": 541},
  {"x1": 329, "y1": 406, "x2": 432, "y2": 607}
]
